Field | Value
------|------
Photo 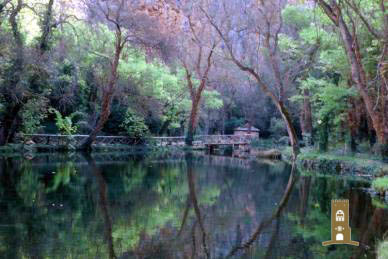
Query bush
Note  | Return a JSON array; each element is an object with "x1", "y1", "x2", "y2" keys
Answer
[
  {"x1": 48, "y1": 108, "x2": 78, "y2": 135},
  {"x1": 21, "y1": 97, "x2": 49, "y2": 135},
  {"x1": 372, "y1": 177, "x2": 388, "y2": 194},
  {"x1": 120, "y1": 108, "x2": 149, "y2": 139}
]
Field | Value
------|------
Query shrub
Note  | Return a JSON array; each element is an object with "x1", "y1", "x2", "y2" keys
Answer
[
  {"x1": 372, "y1": 177, "x2": 388, "y2": 193},
  {"x1": 48, "y1": 108, "x2": 78, "y2": 135},
  {"x1": 120, "y1": 108, "x2": 149, "y2": 139},
  {"x1": 21, "y1": 97, "x2": 49, "y2": 135}
]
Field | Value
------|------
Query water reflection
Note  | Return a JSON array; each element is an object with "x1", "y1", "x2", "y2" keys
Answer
[
  {"x1": 227, "y1": 162, "x2": 297, "y2": 258},
  {"x1": 84, "y1": 153, "x2": 117, "y2": 259},
  {"x1": 0, "y1": 152, "x2": 386, "y2": 258}
]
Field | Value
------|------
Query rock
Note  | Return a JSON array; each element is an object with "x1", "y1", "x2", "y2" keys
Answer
[
  {"x1": 25, "y1": 140, "x2": 35, "y2": 145},
  {"x1": 256, "y1": 149, "x2": 282, "y2": 159}
]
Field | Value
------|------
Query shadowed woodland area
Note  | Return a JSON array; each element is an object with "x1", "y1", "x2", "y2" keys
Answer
[{"x1": 0, "y1": 0, "x2": 387, "y2": 159}]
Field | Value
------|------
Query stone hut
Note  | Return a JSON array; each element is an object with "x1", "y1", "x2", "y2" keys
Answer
[{"x1": 234, "y1": 123, "x2": 260, "y2": 138}]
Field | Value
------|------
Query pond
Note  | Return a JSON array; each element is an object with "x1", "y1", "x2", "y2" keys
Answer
[{"x1": 0, "y1": 152, "x2": 387, "y2": 258}]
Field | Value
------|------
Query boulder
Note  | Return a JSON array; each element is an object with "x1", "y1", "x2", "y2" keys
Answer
[
  {"x1": 25, "y1": 140, "x2": 35, "y2": 145},
  {"x1": 256, "y1": 149, "x2": 282, "y2": 159}
]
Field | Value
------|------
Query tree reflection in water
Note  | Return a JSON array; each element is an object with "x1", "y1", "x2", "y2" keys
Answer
[
  {"x1": 183, "y1": 153, "x2": 210, "y2": 258},
  {"x1": 83, "y1": 153, "x2": 117, "y2": 259},
  {"x1": 226, "y1": 162, "x2": 297, "y2": 258},
  {"x1": 0, "y1": 153, "x2": 386, "y2": 258}
]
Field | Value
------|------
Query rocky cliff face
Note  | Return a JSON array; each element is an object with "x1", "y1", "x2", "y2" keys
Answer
[{"x1": 138, "y1": 0, "x2": 184, "y2": 33}]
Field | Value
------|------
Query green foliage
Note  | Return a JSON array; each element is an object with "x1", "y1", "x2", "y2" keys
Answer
[
  {"x1": 310, "y1": 80, "x2": 356, "y2": 122},
  {"x1": 292, "y1": 76, "x2": 358, "y2": 147},
  {"x1": 372, "y1": 177, "x2": 388, "y2": 193},
  {"x1": 119, "y1": 48, "x2": 191, "y2": 131},
  {"x1": 21, "y1": 97, "x2": 49, "y2": 135},
  {"x1": 278, "y1": 34, "x2": 300, "y2": 57},
  {"x1": 224, "y1": 117, "x2": 244, "y2": 134},
  {"x1": 269, "y1": 117, "x2": 287, "y2": 138},
  {"x1": 372, "y1": 198, "x2": 388, "y2": 209},
  {"x1": 48, "y1": 108, "x2": 78, "y2": 135},
  {"x1": 203, "y1": 90, "x2": 223, "y2": 109},
  {"x1": 282, "y1": 5, "x2": 311, "y2": 30},
  {"x1": 120, "y1": 108, "x2": 149, "y2": 139}
]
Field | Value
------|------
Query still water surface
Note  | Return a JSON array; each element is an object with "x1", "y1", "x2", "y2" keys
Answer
[{"x1": 0, "y1": 152, "x2": 387, "y2": 259}]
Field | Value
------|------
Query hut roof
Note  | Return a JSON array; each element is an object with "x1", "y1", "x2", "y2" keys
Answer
[{"x1": 235, "y1": 124, "x2": 259, "y2": 132}]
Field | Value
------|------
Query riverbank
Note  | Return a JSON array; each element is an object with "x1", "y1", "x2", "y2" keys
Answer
[
  {"x1": 2, "y1": 142, "x2": 387, "y2": 177},
  {"x1": 281, "y1": 147, "x2": 388, "y2": 177}
]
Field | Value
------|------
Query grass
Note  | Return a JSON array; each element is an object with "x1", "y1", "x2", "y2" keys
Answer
[
  {"x1": 372, "y1": 177, "x2": 388, "y2": 193},
  {"x1": 297, "y1": 148, "x2": 383, "y2": 162}
]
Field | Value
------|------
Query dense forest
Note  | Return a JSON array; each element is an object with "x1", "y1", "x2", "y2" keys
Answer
[{"x1": 0, "y1": 0, "x2": 387, "y2": 158}]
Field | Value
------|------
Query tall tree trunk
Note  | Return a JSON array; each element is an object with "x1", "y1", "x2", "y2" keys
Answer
[
  {"x1": 301, "y1": 89, "x2": 313, "y2": 146},
  {"x1": 182, "y1": 41, "x2": 215, "y2": 147},
  {"x1": 348, "y1": 98, "x2": 359, "y2": 153},
  {"x1": 39, "y1": 0, "x2": 54, "y2": 54},
  {"x1": 186, "y1": 97, "x2": 201, "y2": 146},
  {"x1": 82, "y1": 88, "x2": 116, "y2": 150},
  {"x1": 337, "y1": 17, "x2": 387, "y2": 155},
  {"x1": 318, "y1": 115, "x2": 329, "y2": 152},
  {"x1": 276, "y1": 101, "x2": 299, "y2": 159},
  {"x1": 82, "y1": 29, "x2": 123, "y2": 150}
]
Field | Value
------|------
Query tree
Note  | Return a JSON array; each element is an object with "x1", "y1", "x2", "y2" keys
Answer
[
  {"x1": 0, "y1": 0, "x2": 24, "y2": 145},
  {"x1": 81, "y1": 0, "x2": 167, "y2": 149},
  {"x1": 314, "y1": 0, "x2": 388, "y2": 157},
  {"x1": 203, "y1": 0, "x2": 319, "y2": 159},
  {"x1": 177, "y1": 2, "x2": 218, "y2": 145},
  {"x1": 0, "y1": 0, "x2": 63, "y2": 145}
]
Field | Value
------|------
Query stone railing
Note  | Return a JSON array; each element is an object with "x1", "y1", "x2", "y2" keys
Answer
[
  {"x1": 22, "y1": 134, "x2": 257, "y2": 147},
  {"x1": 22, "y1": 134, "x2": 139, "y2": 146}
]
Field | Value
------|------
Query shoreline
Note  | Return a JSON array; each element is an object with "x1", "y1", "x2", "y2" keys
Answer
[
  {"x1": 1, "y1": 143, "x2": 387, "y2": 178},
  {"x1": 280, "y1": 147, "x2": 388, "y2": 178}
]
